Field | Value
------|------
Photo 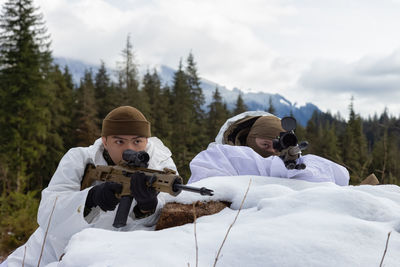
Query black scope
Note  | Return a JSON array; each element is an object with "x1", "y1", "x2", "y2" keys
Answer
[
  {"x1": 272, "y1": 116, "x2": 298, "y2": 151},
  {"x1": 273, "y1": 131, "x2": 298, "y2": 151},
  {"x1": 122, "y1": 150, "x2": 150, "y2": 168}
]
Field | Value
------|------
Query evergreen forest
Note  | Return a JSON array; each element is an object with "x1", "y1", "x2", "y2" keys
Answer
[{"x1": 1, "y1": 0, "x2": 400, "y2": 259}]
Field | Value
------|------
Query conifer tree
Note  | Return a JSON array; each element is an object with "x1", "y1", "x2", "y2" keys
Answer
[
  {"x1": 156, "y1": 85, "x2": 173, "y2": 146},
  {"x1": 340, "y1": 98, "x2": 369, "y2": 184},
  {"x1": 186, "y1": 52, "x2": 205, "y2": 116},
  {"x1": 304, "y1": 115, "x2": 318, "y2": 154},
  {"x1": 59, "y1": 65, "x2": 76, "y2": 150},
  {"x1": 0, "y1": 0, "x2": 52, "y2": 192},
  {"x1": 34, "y1": 65, "x2": 73, "y2": 188},
  {"x1": 73, "y1": 70, "x2": 99, "y2": 147},
  {"x1": 170, "y1": 60, "x2": 195, "y2": 178},
  {"x1": 207, "y1": 87, "x2": 230, "y2": 141},
  {"x1": 142, "y1": 69, "x2": 172, "y2": 141},
  {"x1": 142, "y1": 69, "x2": 161, "y2": 123},
  {"x1": 185, "y1": 52, "x2": 207, "y2": 149},
  {"x1": 267, "y1": 96, "x2": 276, "y2": 114},
  {"x1": 233, "y1": 93, "x2": 247, "y2": 115},
  {"x1": 369, "y1": 113, "x2": 400, "y2": 184},
  {"x1": 63, "y1": 65, "x2": 75, "y2": 90},
  {"x1": 318, "y1": 123, "x2": 341, "y2": 162},
  {"x1": 294, "y1": 123, "x2": 307, "y2": 149},
  {"x1": 95, "y1": 61, "x2": 117, "y2": 125},
  {"x1": 116, "y1": 35, "x2": 149, "y2": 115}
]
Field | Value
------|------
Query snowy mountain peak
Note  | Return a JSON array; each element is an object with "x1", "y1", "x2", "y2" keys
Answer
[{"x1": 54, "y1": 57, "x2": 320, "y2": 126}]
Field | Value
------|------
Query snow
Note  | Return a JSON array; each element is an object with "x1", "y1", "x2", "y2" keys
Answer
[
  {"x1": 280, "y1": 98, "x2": 291, "y2": 106},
  {"x1": 53, "y1": 176, "x2": 400, "y2": 267}
]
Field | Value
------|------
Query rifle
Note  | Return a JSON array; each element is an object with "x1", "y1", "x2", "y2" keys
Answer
[
  {"x1": 272, "y1": 116, "x2": 309, "y2": 170},
  {"x1": 81, "y1": 150, "x2": 214, "y2": 228}
]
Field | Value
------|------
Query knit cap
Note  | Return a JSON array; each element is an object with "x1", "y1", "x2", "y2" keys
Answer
[{"x1": 101, "y1": 106, "x2": 151, "y2": 137}]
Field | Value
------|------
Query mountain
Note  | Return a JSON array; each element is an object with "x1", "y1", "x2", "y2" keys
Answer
[
  {"x1": 54, "y1": 57, "x2": 320, "y2": 126},
  {"x1": 157, "y1": 65, "x2": 319, "y2": 127},
  {"x1": 54, "y1": 57, "x2": 105, "y2": 83}
]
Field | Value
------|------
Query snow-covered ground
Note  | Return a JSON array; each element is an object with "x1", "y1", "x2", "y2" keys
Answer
[{"x1": 55, "y1": 176, "x2": 400, "y2": 267}]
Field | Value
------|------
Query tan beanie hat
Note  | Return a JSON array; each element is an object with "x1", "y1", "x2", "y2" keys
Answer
[
  {"x1": 246, "y1": 116, "x2": 284, "y2": 157},
  {"x1": 101, "y1": 106, "x2": 151, "y2": 137}
]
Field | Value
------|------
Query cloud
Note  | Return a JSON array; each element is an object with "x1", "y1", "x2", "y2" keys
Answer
[
  {"x1": 36, "y1": 0, "x2": 298, "y2": 84},
  {"x1": 297, "y1": 50, "x2": 400, "y2": 117},
  {"x1": 300, "y1": 51, "x2": 400, "y2": 97},
  {"x1": 33, "y1": 0, "x2": 400, "y2": 118}
]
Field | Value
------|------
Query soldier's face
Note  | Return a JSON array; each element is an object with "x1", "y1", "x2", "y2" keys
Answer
[
  {"x1": 255, "y1": 138, "x2": 279, "y2": 156},
  {"x1": 102, "y1": 135, "x2": 148, "y2": 164}
]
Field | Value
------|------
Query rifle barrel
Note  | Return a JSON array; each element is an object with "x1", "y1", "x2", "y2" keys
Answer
[{"x1": 174, "y1": 184, "x2": 214, "y2": 196}]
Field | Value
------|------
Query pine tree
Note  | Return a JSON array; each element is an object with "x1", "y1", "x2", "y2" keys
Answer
[
  {"x1": 185, "y1": 52, "x2": 205, "y2": 117},
  {"x1": 94, "y1": 61, "x2": 117, "y2": 125},
  {"x1": 294, "y1": 123, "x2": 307, "y2": 150},
  {"x1": 233, "y1": 93, "x2": 247, "y2": 115},
  {"x1": 267, "y1": 96, "x2": 276, "y2": 114},
  {"x1": 142, "y1": 69, "x2": 161, "y2": 123},
  {"x1": 156, "y1": 85, "x2": 173, "y2": 146},
  {"x1": 34, "y1": 65, "x2": 73, "y2": 188},
  {"x1": 318, "y1": 123, "x2": 341, "y2": 162},
  {"x1": 142, "y1": 69, "x2": 172, "y2": 141},
  {"x1": 340, "y1": 98, "x2": 369, "y2": 184},
  {"x1": 59, "y1": 65, "x2": 76, "y2": 150},
  {"x1": 116, "y1": 35, "x2": 149, "y2": 115},
  {"x1": 170, "y1": 60, "x2": 195, "y2": 179},
  {"x1": 185, "y1": 52, "x2": 207, "y2": 150},
  {"x1": 368, "y1": 112, "x2": 400, "y2": 185},
  {"x1": 207, "y1": 87, "x2": 230, "y2": 141},
  {"x1": 63, "y1": 65, "x2": 75, "y2": 90},
  {"x1": 73, "y1": 69, "x2": 99, "y2": 147},
  {"x1": 0, "y1": 0, "x2": 52, "y2": 192}
]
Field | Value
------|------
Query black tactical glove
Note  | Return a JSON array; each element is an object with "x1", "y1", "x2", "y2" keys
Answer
[
  {"x1": 85, "y1": 182, "x2": 122, "y2": 212},
  {"x1": 130, "y1": 172, "x2": 158, "y2": 212}
]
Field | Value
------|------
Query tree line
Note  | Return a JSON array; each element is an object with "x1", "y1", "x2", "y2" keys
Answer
[
  {"x1": 300, "y1": 103, "x2": 400, "y2": 186},
  {"x1": 1, "y1": 0, "x2": 399, "y2": 257}
]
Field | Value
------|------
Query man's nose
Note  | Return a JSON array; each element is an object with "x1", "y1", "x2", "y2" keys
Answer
[{"x1": 126, "y1": 142, "x2": 137, "y2": 151}]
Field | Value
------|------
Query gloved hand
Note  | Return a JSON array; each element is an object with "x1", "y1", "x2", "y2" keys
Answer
[
  {"x1": 130, "y1": 172, "x2": 158, "y2": 212},
  {"x1": 85, "y1": 182, "x2": 122, "y2": 212}
]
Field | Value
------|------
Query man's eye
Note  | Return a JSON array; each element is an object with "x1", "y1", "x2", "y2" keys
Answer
[
  {"x1": 116, "y1": 140, "x2": 124, "y2": 145},
  {"x1": 134, "y1": 140, "x2": 142, "y2": 144}
]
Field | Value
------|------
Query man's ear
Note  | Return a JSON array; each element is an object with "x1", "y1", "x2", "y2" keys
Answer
[{"x1": 101, "y1": 136, "x2": 107, "y2": 148}]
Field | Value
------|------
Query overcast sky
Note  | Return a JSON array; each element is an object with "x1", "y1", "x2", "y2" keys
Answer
[{"x1": 27, "y1": 0, "x2": 400, "y2": 119}]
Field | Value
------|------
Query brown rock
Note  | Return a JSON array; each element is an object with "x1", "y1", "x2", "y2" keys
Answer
[
  {"x1": 359, "y1": 173, "x2": 380, "y2": 185},
  {"x1": 155, "y1": 201, "x2": 231, "y2": 230}
]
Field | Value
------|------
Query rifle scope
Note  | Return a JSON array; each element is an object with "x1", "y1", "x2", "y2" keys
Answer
[
  {"x1": 122, "y1": 150, "x2": 149, "y2": 168},
  {"x1": 272, "y1": 116, "x2": 298, "y2": 151}
]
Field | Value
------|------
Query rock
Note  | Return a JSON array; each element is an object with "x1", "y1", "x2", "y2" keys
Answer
[
  {"x1": 360, "y1": 173, "x2": 380, "y2": 185},
  {"x1": 155, "y1": 201, "x2": 230, "y2": 230}
]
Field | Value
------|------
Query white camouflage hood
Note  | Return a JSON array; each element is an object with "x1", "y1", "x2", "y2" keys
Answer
[{"x1": 214, "y1": 111, "x2": 278, "y2": 144}]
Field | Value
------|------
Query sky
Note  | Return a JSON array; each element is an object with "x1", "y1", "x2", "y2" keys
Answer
[
  {"x1": 19, "y1": 0, "x2": 400, "y2": 118},
  {"x1": 50, "y1": 176, "x2": 400, "y2": 267}
]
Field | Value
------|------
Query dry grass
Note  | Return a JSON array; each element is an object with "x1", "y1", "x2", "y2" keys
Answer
[
  {"x1": 213, "y1": 178, "x2": 252, "y2": 267},
  {"x1": 379, "y1": 231, "x2": 392, "y2": 267},
  {"x1": 192, "y1": 202, "x2": 199, "y2": 267},
  {"x1": 37, "y1": 196, "x2": 58, "y2": 267}
]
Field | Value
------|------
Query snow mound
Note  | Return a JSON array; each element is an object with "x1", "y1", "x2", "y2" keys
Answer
[{"x1": 56, "y1": 176, "x2": 400, "y2": 267}]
